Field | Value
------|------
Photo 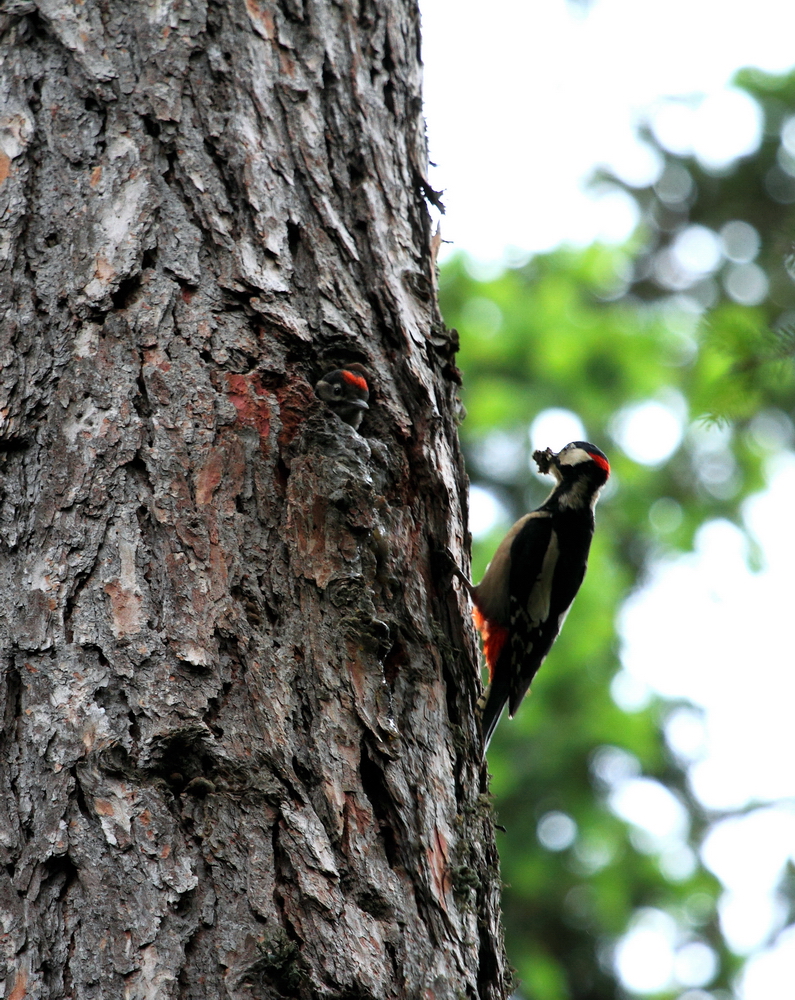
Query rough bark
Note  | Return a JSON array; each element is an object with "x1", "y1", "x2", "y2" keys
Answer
[{"x1": 0, "y1": 1, "x2": 508, "y2": 997}]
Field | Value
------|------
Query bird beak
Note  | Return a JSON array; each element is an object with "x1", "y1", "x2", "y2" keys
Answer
[
  {"x1": 534, "y1": 446, "x2": 563, "y2": 482},
  {"x1": 349, "y1": 399, "x2": 369, "y2": 410}
]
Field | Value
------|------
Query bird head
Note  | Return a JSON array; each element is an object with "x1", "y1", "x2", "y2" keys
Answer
[
  {"x1": 534, "y1": 441, "x2": 610, "y2": 505},
  {"x1": 315, "y1": 366, "x2": 370, "y2": 429}
]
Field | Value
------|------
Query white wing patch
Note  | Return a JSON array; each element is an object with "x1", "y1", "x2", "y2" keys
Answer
[
  {"x1": 526, "y1": 529, "x2": 559, "y2": 625},
  {"x1": 476, "y1": 510, "x2": 552, "y2": 621}
]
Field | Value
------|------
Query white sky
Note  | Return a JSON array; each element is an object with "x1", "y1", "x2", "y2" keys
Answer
[
  {"x1": 422, "y1": 0, "x2": 795, "y2": 260},
  {"x1": 420, "y1": 0, "x2": 795, "y2": 994}
]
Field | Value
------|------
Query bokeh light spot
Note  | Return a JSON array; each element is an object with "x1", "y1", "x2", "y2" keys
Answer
[
  {"x1": 649, "y1": 497, "x2": 684, "y2": 534},
  {"x1": 654, "y1": 161, "x2": 694, "y2": 206},
  {"x1": 610, "y1": 669, "x2": 652, "y2": 711},
  {"x1": 469, "y1": 485, "x2": 510, "y2": 539},
  {"x1": 659, "y1": 844, "x2": 698, "y2": 882},
  {"x1": 747, "y1": 409, "x2": 795, "y2": 453},
  {"x1": 573, "y1": 834, "x2": 616, "y2": 875},
  {"x1": 588, "y1": 183, "x2": 641, "y2": 243},
  {"x1": 461, "y1": 296, "x2": 504, "y2": 337},
  {"x1": 701, "y1": 806, "x2": 795, "y2": 954},
  {"x1": 462, "y1": 257, "x2": 505, "y2": 282},
  {"x1": 612, "y1": 400, "x2": 684, "y2": 466},
  {"x1": 692, "y1": 88, "x2": 763, "y2": 170},
  {"x1": 609, "y1": 778, "x2": 689, "y2": 844},
  {"x1": 590, "y1": 745, "x2": 641, "y2": 788},
  {"x1": 529, "y1": 408, "x2": 586, "y2": 453},
  {"x1": 647, "y1": 89, "x2": 762, "y2": 172},
  {"x1": 740, "y1": 924, "x2": 795, "y2": 1000},
  {"x1": 537, "y1": 811, "x2": 578, "y2": 851},
  {"x1": 780, "y1": 115, "x2": 795, "y2": 157},
  {"x1": 614, "y1": 908, "x2": 677, "y2": 994},
  {"x1": 469, "y1": 431, "x2": 525, "y2": 483},
  {"x1": 720, "y1": 220, "x2": 760, "y2": 263},
  {"x1": 672, "y1": 225, "x2": 723, "y2": 276},
  {"x1": 605, "y1": 138, "x2": 664, "y2": 189},
  {"x1": 776, "y1": 145, "x2": 795, "y2": 176},
  {"x1": 764, "y1": 165, "x2": 795, "y2": 203},
  {"x1": 724, "y1": 262, "x2": 769, "y2": 305},
  {"x1": 664, "y1": 707, "x2": 707, "y2": 764},
  {"x1": 650, "y1": 100, "x2": 695, "y2": 157},
  {"x1": 674, "y1": 941, "x2": 718, "y2": 988}
]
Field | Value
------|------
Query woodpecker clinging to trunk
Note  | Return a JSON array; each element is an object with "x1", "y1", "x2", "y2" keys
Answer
[
  {"x1": 315, "y1": 365, "x2": 370, "y2": 430},
  {"x1": 453, "y1": 441, "x2": 610, "y2": 752}
]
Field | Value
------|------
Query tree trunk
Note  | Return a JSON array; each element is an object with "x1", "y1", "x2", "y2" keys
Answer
[{"x1": 0, "y1": 2, "x2": 507, "y2": 997}]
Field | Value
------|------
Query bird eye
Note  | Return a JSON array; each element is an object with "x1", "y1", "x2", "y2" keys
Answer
[{"x1": 333, "y1": 385, "x2": 342, "y2": 395}]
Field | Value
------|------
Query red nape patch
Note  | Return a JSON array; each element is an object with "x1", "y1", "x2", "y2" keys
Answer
[
  {"x1": 589, "y1": 452, "x2": 610, "y2": 476},
  {"x1": 472, "y1": 607, "x2": 508, "y2": 681},
  {"x1": 341, "y1": 369, "x2": 368, "y2": 392}
]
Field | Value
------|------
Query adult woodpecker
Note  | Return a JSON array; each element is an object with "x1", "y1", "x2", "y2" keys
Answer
[
  {"x1": 453, "y1": 441, "x2": 610, "y2": 751},
  {"x1": 315, "y1": 365, "x2": 370, "y2": 430}
]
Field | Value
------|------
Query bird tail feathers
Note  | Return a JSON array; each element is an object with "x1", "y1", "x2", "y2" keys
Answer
[{"x1": 478, "y1": 676, "x2": 511, "y2": 756}]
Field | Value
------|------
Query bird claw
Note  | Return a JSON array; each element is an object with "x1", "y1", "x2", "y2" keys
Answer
[{"x1": 433, "y1": 547, "x2": 474, "y2": 592}]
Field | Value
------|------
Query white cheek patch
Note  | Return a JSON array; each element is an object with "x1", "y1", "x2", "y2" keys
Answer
[{"x1": 558, "y1": 447, "x2": 592, "y2": 467}]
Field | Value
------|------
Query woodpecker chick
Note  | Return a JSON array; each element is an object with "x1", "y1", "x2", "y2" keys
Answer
[
  {"x1": 454, "y1": 441, "x2": 610, "y2": 751},
  {"x1": 315, "y1": 365, "x2": 370, "y2": 430}
]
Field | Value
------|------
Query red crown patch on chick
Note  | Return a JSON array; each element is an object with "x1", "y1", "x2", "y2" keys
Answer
[{"x1": 315, "y1": 365, "x2": 371, "y2": 430}]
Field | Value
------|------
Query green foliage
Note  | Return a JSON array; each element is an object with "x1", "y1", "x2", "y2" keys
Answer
[
  {"x1": 439, "y1": 67, "x2": 795, "y2": 998},
  {"x1": 442, "y1": 252, "x2": 728, "y2": 998},
  {"x1": 614, "y1": 67, "x2": 795, "y2": 421}
]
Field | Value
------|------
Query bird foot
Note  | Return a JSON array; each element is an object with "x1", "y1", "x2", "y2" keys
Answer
[{"x1": 433, "y1": 547, "x2": 475, "y2": 595}]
